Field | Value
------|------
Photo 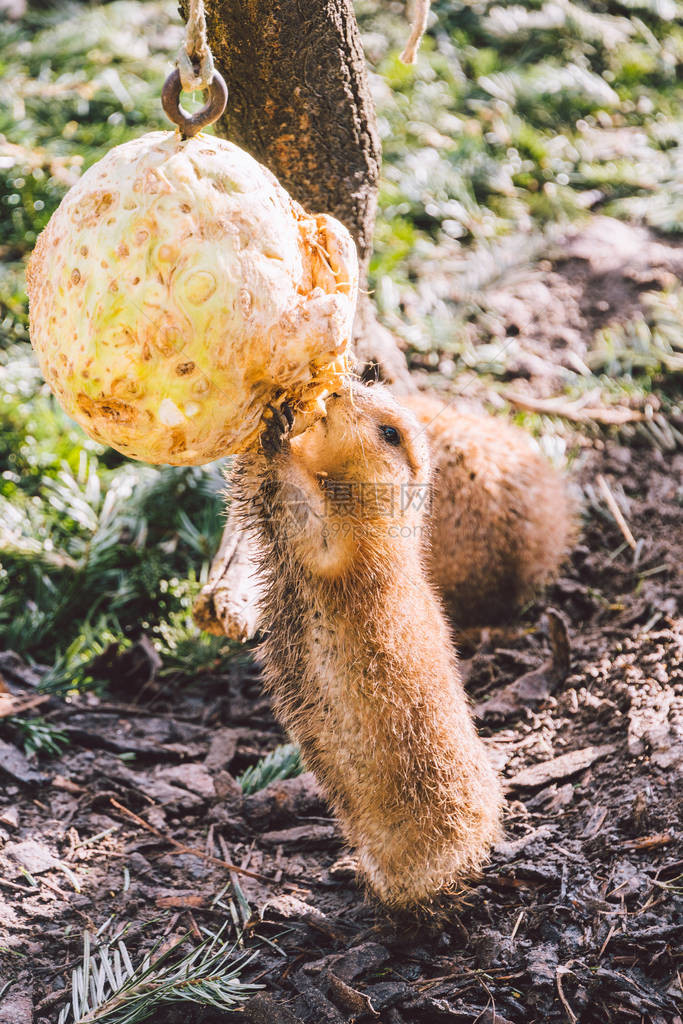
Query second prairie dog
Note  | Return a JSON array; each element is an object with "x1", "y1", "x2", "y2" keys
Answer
[
  {"x1": 403, "y1": 393, "x2": 576, "y2": 626},
  {"x1": 233, "y1": 383, "x2": 503, "y2": 909}
]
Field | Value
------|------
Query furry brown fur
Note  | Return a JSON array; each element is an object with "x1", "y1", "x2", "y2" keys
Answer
[
  {"x1": 403, "y1": 393, "x2": 577, "y2": 626},
  {"x1": 233, "y1": 383, "x2": 503, "y2": 909}
]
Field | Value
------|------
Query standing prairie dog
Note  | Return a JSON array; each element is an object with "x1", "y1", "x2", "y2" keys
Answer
[
  {"x1": 233, "y1": 382, "x2": 503, "y2": 909},
  {"x1": 402, "y1": 393, "x2": 576, "y2": 626}
]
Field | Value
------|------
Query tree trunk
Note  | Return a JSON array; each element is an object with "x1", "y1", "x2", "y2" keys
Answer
[{"x1": 190, "y1": 0, "x2": 413, "y2": 638}]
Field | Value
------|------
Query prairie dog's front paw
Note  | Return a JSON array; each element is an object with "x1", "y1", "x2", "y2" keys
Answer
[{"x1": 260, "y1": 402, "x2": 294, "y2": 457}]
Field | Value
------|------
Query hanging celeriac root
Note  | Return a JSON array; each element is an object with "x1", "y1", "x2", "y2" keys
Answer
[{"x1": 27, "y1": 132, "x2": 357, "y2": 465}]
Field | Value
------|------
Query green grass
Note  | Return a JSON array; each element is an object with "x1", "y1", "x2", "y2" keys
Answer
[
  {"x1": 0, "y1": 0, "x2": 681, "y2": 694},
  {"x1": 360, "y1": 0, "x2": 683, "y2": 388}
]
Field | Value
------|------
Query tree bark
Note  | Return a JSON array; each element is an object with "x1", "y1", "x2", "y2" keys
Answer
[
  {"x1": 192, "y1": 504, "x2": 262, "y2": 641},
  {"x1": 189, "y1": 0, "x2": 413, "y2": 638}
]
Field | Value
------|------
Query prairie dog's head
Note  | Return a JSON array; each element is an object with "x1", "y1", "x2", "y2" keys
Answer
[
  {"x1": 298, "y1": 380, "x2": 429, "y2": 478},
  {"x1": 283, "y1": 382, "x2": 432, "y2": 579}
]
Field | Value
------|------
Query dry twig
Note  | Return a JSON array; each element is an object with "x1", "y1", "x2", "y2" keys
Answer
[
  {"x1": 596, "y1": 475, "x2": 638, "y2": 551},
  {"x1": 109, "y1": 798, "x2": 276, "y2": 884},
  {"x1": 0, "y1": 693, "x2": 50, "y2": 718},
  {"x1": 501, "y1": 390, "x2": 645, "y2": 425},
  {"x1": 556, "y1": 965, "x2": 578, "y2": 1023}
]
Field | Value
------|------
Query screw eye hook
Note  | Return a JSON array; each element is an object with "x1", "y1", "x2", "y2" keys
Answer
[{"x1": 161, "y1": 68, "x2": 228, "y2": 139}]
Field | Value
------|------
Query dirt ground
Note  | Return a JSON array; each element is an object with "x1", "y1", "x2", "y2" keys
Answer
[{"x1": 0, "y1": 220, "x2": 681, "y2": 1024}]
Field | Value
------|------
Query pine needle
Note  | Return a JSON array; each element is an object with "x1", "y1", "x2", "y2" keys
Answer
[
  {"x1": 56, "y1": 926, "x2": 262, "y2": 1024},
  {"x1": 238, "y1": 743, "x2": 303, "y2": 795},
  {"x1": 6, "y1": 715, "x2": 67, "y2": 756}
]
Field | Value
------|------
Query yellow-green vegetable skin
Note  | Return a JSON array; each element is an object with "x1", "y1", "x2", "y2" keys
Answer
[{"x1": 27, "y1": 131, "x2": 358, "y2": 465}]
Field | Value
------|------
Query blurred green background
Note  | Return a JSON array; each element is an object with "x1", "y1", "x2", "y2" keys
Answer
[{"x1": 0, "y1": 0, "x2": 681, "y2": 705}]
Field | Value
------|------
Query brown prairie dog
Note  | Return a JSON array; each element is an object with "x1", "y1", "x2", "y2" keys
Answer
[
  {"x1": 233, "y1": 382, "x2": 503, "y2": 909},
  {"x1": 403, "y1": 393, "x2": 576, "y2": 626}
]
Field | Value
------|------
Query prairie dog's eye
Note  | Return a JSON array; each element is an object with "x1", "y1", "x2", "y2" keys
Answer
[{"x1": 379, "y1": 424, "x2": 401, "y2": 446}]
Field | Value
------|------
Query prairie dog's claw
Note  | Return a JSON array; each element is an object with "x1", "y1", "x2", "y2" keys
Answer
[
  {"x1": 281, "y1": 403, "x2": 295, "y2": 429},
  {"x1": 261, "y1": 402, "x2": 293, "y2": 456}
]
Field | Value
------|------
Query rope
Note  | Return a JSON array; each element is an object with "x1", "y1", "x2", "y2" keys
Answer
[
  {"x1": 177, "y1": 0, "x2": 215, "y2": 92},
  {"x1": 400, "y1": 0, "x2": 431, "y2": 64}
]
